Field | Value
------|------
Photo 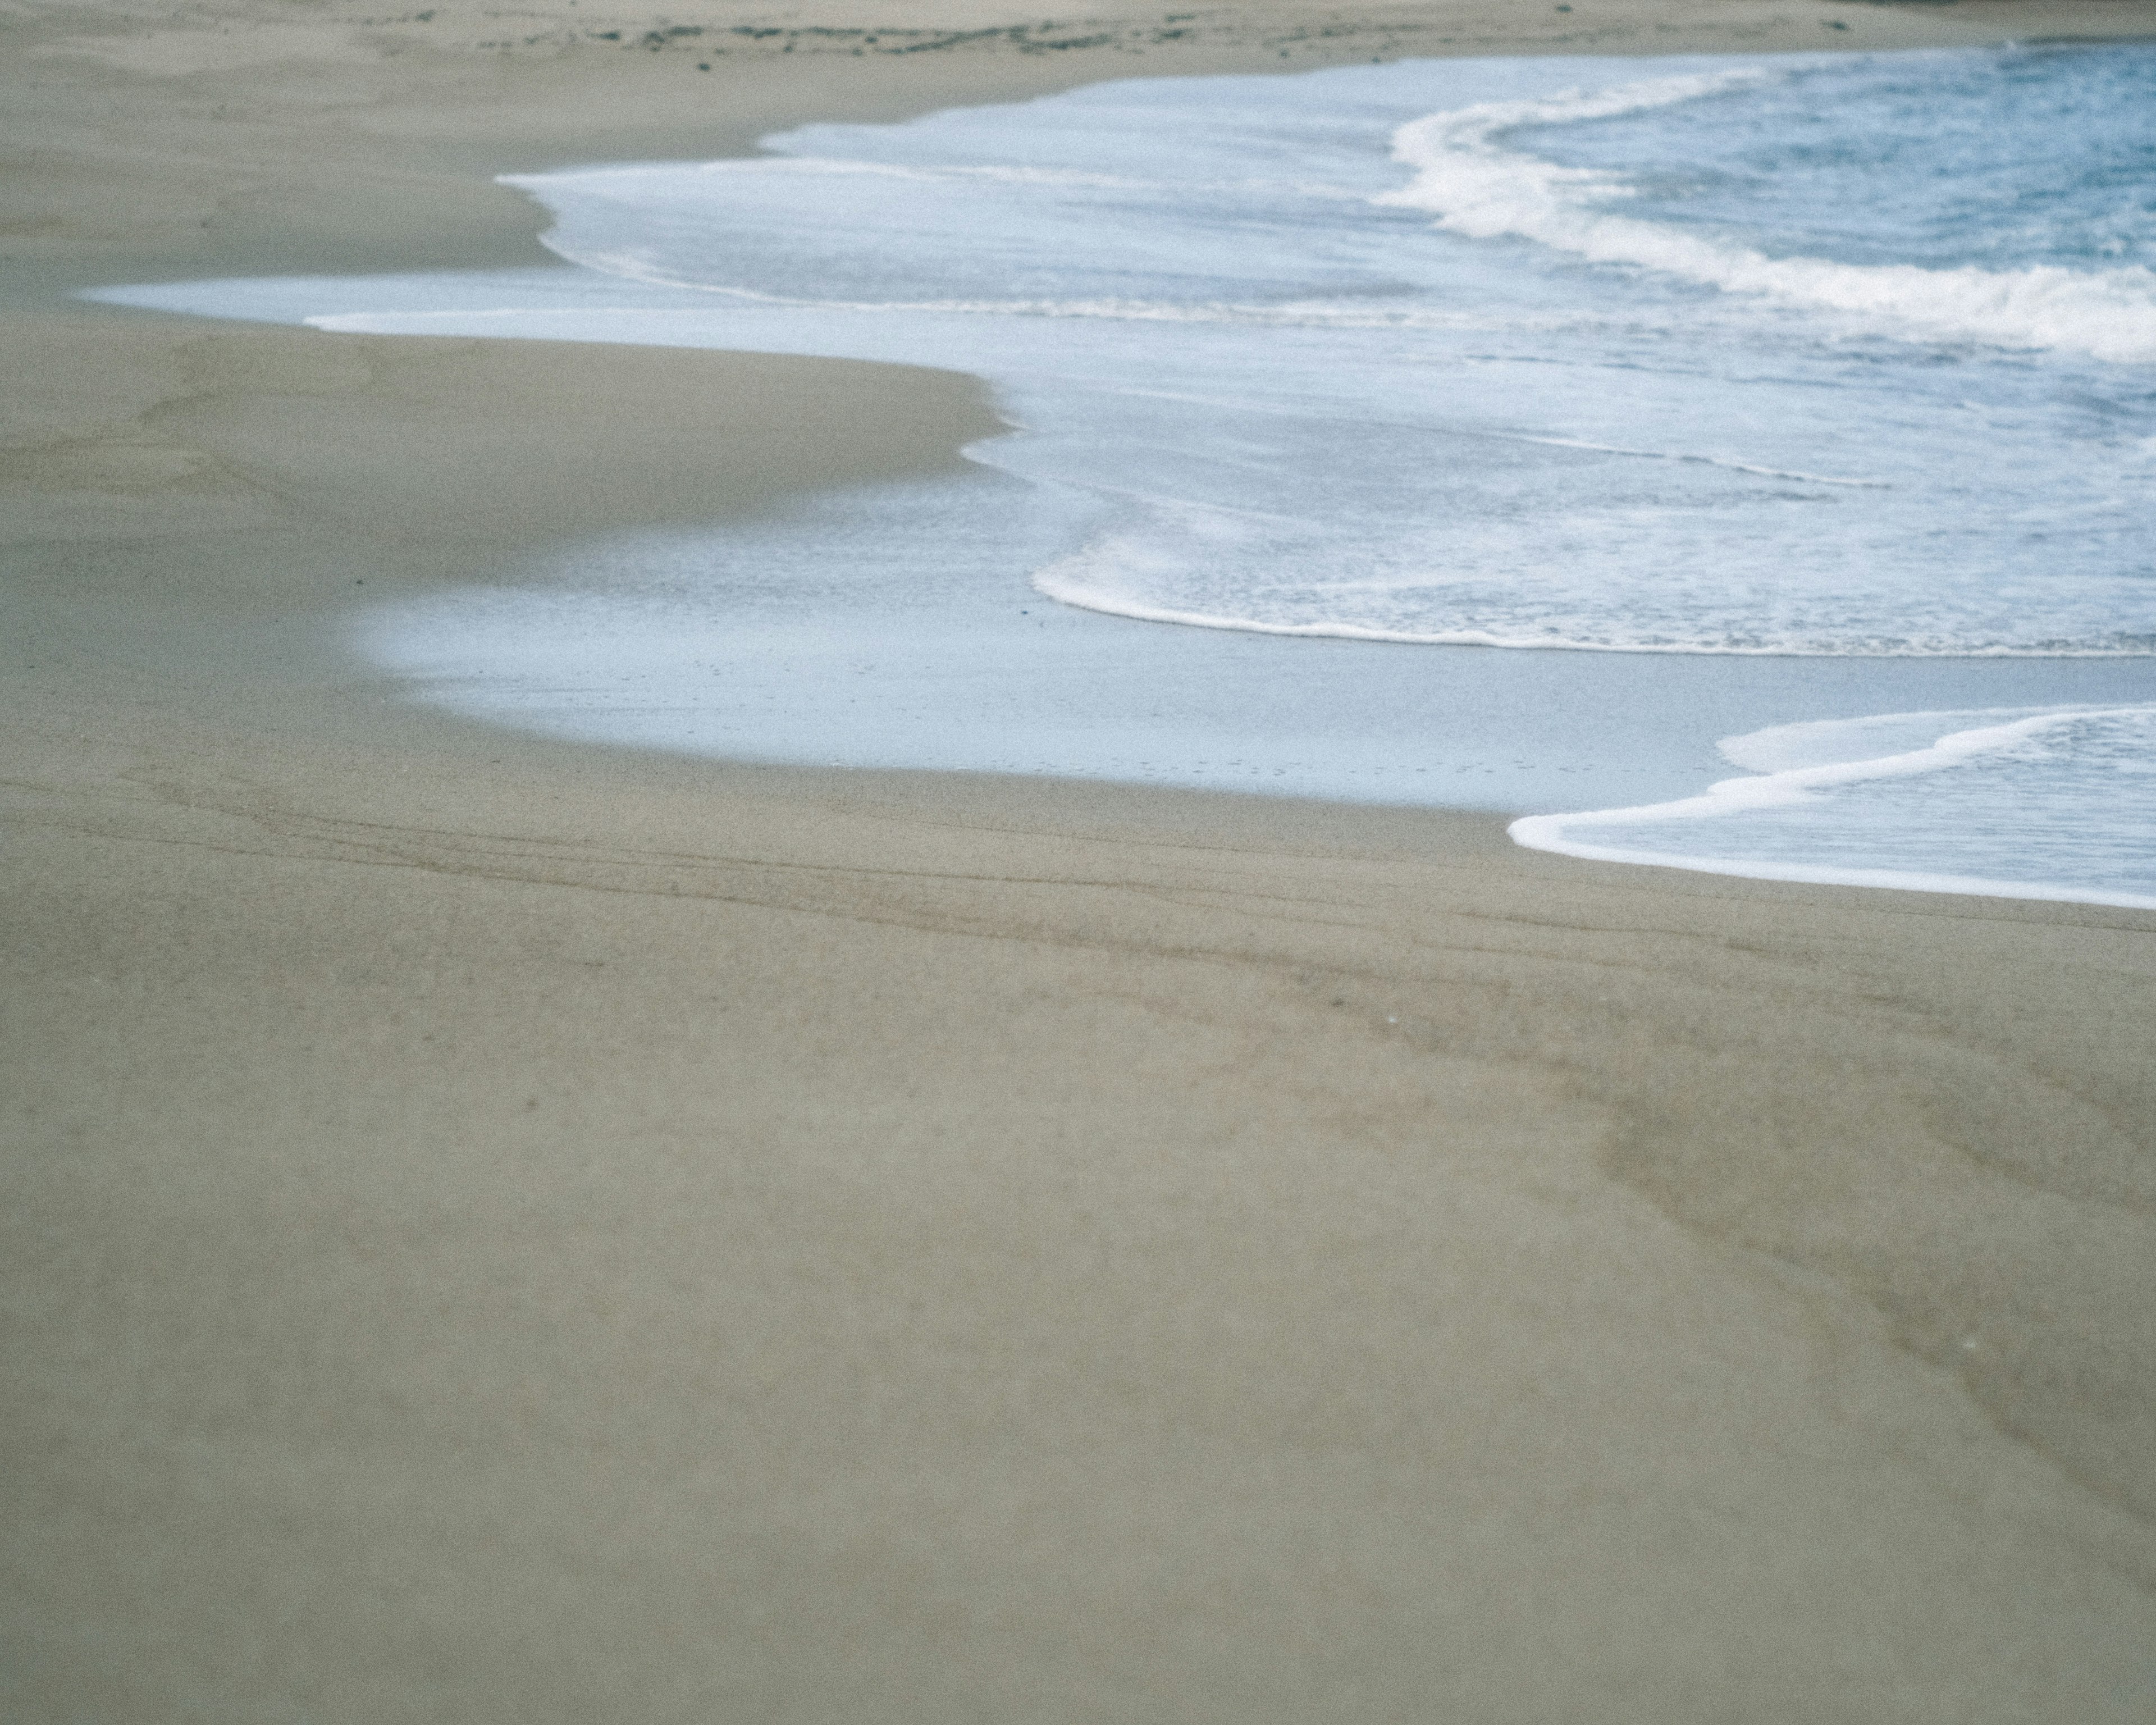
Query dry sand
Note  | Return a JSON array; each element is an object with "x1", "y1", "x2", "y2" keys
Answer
[{"x1": 6, "y1": 1, "x2": 2156, "y2": 1718}]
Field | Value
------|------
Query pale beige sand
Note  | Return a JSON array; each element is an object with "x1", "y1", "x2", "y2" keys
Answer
[{"x1": 6, "y1": 2, "x2": 2156, "y2": 1718}]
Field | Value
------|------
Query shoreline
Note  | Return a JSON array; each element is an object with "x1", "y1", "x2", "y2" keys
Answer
[
  {"x1": 91, "y1": 34, "x2": 2155, "y2": 911},
  {"x1": 8, "y1": 4, "x2": 2156, "y2": 1718}
]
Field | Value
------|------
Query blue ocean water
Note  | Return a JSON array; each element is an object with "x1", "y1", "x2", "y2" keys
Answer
[{"x1": 94, "y1": 46, "x2": 2156, "y2": 907}]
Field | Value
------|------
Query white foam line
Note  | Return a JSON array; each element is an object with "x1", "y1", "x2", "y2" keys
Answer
[
  {"x1": 1031, "y1": 569, "x2": 2156, "y2": 657},
  {"x1": 1509, "y1": 705, "x2": 2156, "y2": 910},
  {"x1": 1027, "y1": 576, "x2": 1838, "y2": 652},
  {"x1": 1379, "y1": 69, "x2": 2156, "y2": 364},
  {"x1": 1714, "y1": 702, "x2": 2050, "y2": 772},
  {"x1": 1527, "y1": 709, "x2": 2092, "y2": 822}
]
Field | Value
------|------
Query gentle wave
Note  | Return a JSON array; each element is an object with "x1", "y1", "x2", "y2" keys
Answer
[
  {"x1": 1510, "y1": 704, "x2": 2156, "y2": 908},
  {"x1": 1035, "y1": 542, "x2": 2156, "y2": 657},
  {"x1": 1379, "y1": 72, "x2": 2156, "y2": 362}
]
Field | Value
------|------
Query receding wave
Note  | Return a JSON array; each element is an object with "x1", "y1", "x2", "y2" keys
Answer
[{"x1": 1378, "y1": 74, "x2": 2156, "y2": 363}]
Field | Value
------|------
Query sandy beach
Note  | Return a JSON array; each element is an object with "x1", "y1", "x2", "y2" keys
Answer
[{"x1": 7, "y1": 1, "x2": 2156, "y2": 1717}]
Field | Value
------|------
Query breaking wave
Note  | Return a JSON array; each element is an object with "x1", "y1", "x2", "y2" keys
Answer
[{"x1": 1380, "y1": 72, "x2": 2156, "y2": 362}]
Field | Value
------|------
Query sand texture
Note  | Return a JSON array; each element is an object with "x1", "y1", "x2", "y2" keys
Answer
[{"x1": 6, "y1": 2, "x2": 2156, "y2": 1719}]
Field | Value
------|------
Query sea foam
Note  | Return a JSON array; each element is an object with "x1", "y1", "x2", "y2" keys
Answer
[
  {"x1": 1380, "y1": 72, "x2": 2156, "y2": 363},
  {"x1": 1511, "y1": 705, "x2": 2156, "y2": 909}
]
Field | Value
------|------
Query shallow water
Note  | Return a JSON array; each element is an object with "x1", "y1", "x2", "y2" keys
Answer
[
  {"x1": 95, "y1": 45, "x2": 2156, "y2": 906},
  {"x1": 1511, "y1": 704, "x2": 2156, "y2": 908}
]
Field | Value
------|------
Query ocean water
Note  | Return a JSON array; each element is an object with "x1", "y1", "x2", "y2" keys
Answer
[{"x1": 95, "y1": 45, "x2": 2156, "y2": 907}]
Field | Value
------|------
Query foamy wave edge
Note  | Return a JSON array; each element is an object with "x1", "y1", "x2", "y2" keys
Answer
[
  {"x1": 1378, "y1": 71, "x2": 2156, "y2": 364},
  {"x1": 1509, "y1": 705, "x2": 2156, "y2": 910},
  {"x1": 1033, "y1": 562, "x2": 2156, "y2": 656}
]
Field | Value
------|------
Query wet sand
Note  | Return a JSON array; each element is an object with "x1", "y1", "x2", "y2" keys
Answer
[{"x1": 6, "y1": 1, "x2": 2156, "y2": 1718}]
